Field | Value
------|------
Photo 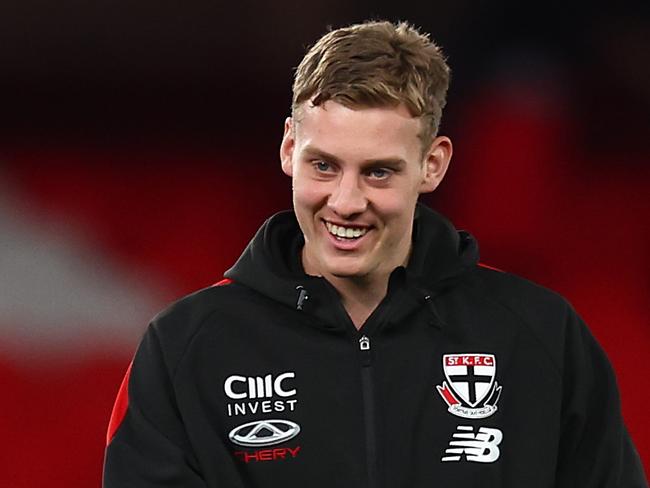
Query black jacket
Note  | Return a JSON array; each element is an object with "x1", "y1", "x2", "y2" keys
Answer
[{"x1": 103, "y1": 205, "x2": 647, "y2": 487}]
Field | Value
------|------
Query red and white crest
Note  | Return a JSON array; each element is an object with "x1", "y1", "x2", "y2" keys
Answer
[{"x1": 442, "y1": 353, "x2": 496, "y2": 407}]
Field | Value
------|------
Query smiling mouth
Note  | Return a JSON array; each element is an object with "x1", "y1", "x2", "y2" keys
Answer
[{"x1": 324, "y1": 221, "x2": 369, "y2": 240}]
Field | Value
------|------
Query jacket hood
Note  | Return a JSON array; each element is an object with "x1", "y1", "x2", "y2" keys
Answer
[{"x1": 224, "y1": 204, "x2": 479, "y2": 327}]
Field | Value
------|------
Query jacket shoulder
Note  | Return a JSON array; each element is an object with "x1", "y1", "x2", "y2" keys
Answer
[
  {"x1": 147, "y1": 280, "x2": 242, "y2": 375},
  {"x1": 472, "y1": 264, "x2": 569, "y2": 316},
  {"x1": 468, "y1": 265, "x2": 576, "y2": 370}
]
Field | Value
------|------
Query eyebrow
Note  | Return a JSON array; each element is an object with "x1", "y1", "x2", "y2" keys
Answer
[{"x1": 302, "y1": 145, "x2": 408, "y2": 169}]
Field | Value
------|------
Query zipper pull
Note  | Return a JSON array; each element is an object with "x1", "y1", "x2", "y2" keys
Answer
[{"x1": 359, "y1": 335, "x2": 372, "y2": 366}]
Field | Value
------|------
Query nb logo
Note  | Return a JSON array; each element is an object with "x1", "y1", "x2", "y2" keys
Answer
[{"x1": 441, "y1": 425, "x2": 502, "y2": 463}]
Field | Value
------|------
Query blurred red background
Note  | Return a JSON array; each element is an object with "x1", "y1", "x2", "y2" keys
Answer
[{"x1": 0, "y1": 1, "x2": 648, "y2": 486}]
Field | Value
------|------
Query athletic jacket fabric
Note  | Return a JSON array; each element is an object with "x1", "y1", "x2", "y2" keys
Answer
[{"x1": 103, "y1": 204, "x2": 647, "y2": 487}]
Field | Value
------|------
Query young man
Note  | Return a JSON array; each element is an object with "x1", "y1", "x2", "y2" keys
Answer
[{"x1": 103, "y1": 21, "x2": 647, "y2": 487}]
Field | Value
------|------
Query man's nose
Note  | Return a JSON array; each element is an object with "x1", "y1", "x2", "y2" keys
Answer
[{"x1": 327, "y1": 173, "x2": 367, "y2": 217}]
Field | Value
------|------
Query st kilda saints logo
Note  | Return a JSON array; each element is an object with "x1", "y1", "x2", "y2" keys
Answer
[{"x1": 436, "y1": 353, "x2": 502, "y2": 419}]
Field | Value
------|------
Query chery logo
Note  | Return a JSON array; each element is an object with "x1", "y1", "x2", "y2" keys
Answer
[{"x1": 229, "y1": 419, "x2": 301, "y2": 447}]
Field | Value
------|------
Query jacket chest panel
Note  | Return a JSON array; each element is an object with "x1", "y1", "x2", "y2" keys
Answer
[{"x1": 174, "y1": 299, "x2": 562, "y2": 486}]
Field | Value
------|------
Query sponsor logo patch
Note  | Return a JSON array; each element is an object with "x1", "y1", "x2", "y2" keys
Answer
[
  {"x1": 224, "y1": 371, "x2": 299, "y2": 417},
  {"x1": 234, "y1": 446, "x2": 301, "y2": 463},
  {"x1": 224, "y1": 372, "x2": 296, "y2": 400},
  {"x1": 436, "y1": 353, "x2": 502, "y2": 419},
  {"x1": 229, "y1": 419, "x2": 301, "y2": 447},
  {"x1": 441, "y1": 425, "x2": 503, "y2": 463}
]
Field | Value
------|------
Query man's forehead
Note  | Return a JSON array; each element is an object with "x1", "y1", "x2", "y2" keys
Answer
[
  {"x1": 293, "y1": 101, "x2": 421, "y2": 141},
  {"x1": 291, "y1": 102, "x2": 424, "y2": 165}
]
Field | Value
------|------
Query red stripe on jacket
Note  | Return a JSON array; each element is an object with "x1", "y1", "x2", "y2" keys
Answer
[
  {"x1": 478, "y1": 262, "x2": 504, "y2": 273},
  {"x1": 106, "y1": 361, "x2": 133, "y2": 445},
  {"x1": 213, "y1": 278, "x2": 233, "y2": 287}
]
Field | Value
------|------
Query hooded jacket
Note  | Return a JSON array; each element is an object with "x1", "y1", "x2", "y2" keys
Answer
[{"x1": 103, "y1": 204, "x2": 647, "y2": 487}]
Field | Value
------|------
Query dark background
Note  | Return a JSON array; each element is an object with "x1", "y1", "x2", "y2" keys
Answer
[{"x1": 0, "y1": 1, "x2": 648, "y2": 486}]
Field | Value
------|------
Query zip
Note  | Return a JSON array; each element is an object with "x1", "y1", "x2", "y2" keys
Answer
[
  {"x1": 359, "y1": 335, "x2": 377, "y2": 488},
  {"x1": 319, "y1": 279, "x2": 384, "y2": 488}
]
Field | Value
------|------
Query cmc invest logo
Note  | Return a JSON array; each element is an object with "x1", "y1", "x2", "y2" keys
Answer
[
  {"x1": 223, "y1": 371, "x2": 299, "y2": 417},
  {"x1": 224, "y1": 372, "x2": 296, "y2": 399}
]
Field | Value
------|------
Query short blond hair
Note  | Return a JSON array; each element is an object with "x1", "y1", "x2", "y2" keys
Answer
[{"x1": 292, "y1": 20, "x2": 451, "y2": 146}]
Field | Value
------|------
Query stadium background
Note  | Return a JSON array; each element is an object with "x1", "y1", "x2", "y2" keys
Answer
[{"x1": 0, "y1": 1, "x2": 648, "y2": 485}]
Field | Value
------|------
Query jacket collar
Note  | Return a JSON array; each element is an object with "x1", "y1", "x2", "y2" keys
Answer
[{"x1": 225, "y1": 203, "x2": 479, "y2": 331}]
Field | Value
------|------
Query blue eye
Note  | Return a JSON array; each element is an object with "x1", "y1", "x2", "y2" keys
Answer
[
  {"x1": 315, "y1": 161, "x2": 331, "y2": 172},
  {"x1": 368, "y1": 168, "x2": 390, "y2": 179}
]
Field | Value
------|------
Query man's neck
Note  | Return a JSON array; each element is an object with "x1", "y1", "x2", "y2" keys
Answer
[
  {"x1": 326, "y1": 274, "x2": 389, "y2": 330},
  {"x1": 300, "y1": 246, "x2": 409, "y2": 330}
]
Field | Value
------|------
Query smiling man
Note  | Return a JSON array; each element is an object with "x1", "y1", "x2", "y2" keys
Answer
[
  {"x1": 104, "y1": 21, "x2": 647, "y2": 488},
  {"x1": 281, "y1": 100, "x2": 451, "y2": 327}
]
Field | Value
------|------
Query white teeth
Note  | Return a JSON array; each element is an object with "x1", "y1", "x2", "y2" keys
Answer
[{"x1": 325, "y1": 221, "x2": 368, "y2": 239}]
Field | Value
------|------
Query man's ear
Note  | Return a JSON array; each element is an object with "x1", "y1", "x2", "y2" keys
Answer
[
  {"x1": 280, "y1": 117, "x2": 295, "y2": 177},
  {"x1": 420, "y1": 136, "x2": 453, "y2": 193}
]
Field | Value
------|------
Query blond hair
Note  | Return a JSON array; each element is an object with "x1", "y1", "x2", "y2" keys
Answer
[{"x1": 292, "y1": 20, "x2": 451, "y2": 146}]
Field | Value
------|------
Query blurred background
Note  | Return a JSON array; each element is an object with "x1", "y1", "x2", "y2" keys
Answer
[{"x1": 0, "y1": 0, "x2": 648, "y2": 485}]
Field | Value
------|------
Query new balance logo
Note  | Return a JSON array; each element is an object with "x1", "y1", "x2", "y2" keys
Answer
[{"x1": 441, "y1": 425, "x2": 503, "y2": 463}]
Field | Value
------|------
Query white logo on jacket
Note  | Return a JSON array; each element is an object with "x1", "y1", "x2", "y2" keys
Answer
[
  {"x1": 229, "y1": 419, "x2": 301, "y2": 447},
  {"x1": 224, "y1": 371, "x2": 299, "y2": 417},
  {"x1": 441, "y1": 425, "x2": 503, "y2": 463},
  {"x1": 225, "y1": 372, "x2": 296, "y2": 399}
]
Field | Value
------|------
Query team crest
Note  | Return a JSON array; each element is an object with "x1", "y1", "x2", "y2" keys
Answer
[{"x1": 436, "y1": 353, "x2": 502, "y2": 419}]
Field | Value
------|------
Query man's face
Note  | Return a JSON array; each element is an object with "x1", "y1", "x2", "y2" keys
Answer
[{"x1": 280, "y1": 101, "x2": 451, "y2": 283}]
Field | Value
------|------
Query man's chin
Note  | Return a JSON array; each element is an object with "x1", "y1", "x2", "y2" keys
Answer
[
  {"x1": 330, "y1": 270, "x2": 361, "y2": 278},
  {"x1": 327, "y1": 264, "x2": 368, "y2": 279}
]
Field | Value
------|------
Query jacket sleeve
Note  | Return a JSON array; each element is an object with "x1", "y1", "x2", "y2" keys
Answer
[
  {"x1": 103, "y1": 324, "x2": 207, "y2": 487},
  {"x1": 555, "y1": 306, "x2": 647, "y2": 487}
]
